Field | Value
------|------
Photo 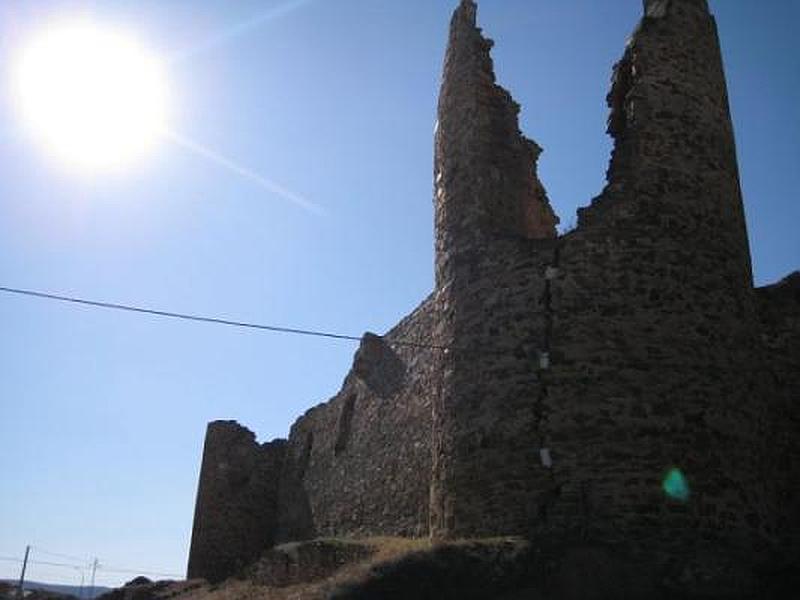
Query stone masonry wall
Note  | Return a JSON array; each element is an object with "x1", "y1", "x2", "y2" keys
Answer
[{"x1": 275, "y1": 295, "x2": 439, "y2": 543}]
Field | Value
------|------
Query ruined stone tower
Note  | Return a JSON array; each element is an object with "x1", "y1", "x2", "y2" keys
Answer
[
  {"x1": 188, "y1": 0, "x2": 799, "y2": 589},
  {"x1": 188, "y1": 423, "x2": 285, "y2": 583},
  {"x1": 430, "y1": 0, "x2": 561, "y2": 538}
]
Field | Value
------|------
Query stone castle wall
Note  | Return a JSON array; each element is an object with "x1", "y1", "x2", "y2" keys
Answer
[
  {"x1": 188, "y1": 0, "x2": 799, "y2": 587},
  {"x1": 275, "y1": 296, "x2": 439, "y2": 543},
  {"x1": 188, "y1": 297, "x2": 441, "y2": 582}
]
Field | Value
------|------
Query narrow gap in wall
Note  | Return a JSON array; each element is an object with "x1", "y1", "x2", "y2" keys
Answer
[
  {"x1": 334, "y1": 393, "x2": 357, "y2": 455},
  {"x1": 298, "y1": 431, "x2": 314, "y2": 478}
]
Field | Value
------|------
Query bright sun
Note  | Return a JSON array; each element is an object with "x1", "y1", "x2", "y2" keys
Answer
[{"x1": 13, "y1": 22, "x2": 169, "y2": 171}]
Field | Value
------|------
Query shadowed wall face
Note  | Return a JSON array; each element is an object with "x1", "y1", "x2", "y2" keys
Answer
[
  {"x1": 543, "y1": 0, "x2": 775, "y2": 559},
  {"x1": 756, "y1": 273, "x2": 800, "y2": 549}
]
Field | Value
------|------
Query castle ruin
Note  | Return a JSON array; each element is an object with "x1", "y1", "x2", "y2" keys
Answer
[{"x1": 187, "y1": 0, "x2": 800, "y2": 589}]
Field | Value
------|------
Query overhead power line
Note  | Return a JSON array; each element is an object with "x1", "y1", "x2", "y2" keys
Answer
[
  {"x1": 0, "y1": 555, "x2": 181, "y2": 580},
  {"x1": 0, "y1": 556, "x2": 83, "y2": 570},
  {"x1": 31, "y1": 546, "x2": 89, "y2": 564},
  {"x1": 0, "y1": 285, "x2": 457, "y2": 352},
  {"x1": 1, "y1": 286, "x2": 791, "y2": 369},
  {"x1": 0, "y1": 286, "x2": 362, "y2": 341}
]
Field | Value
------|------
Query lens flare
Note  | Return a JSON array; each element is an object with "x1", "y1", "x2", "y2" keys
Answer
[{"x1": 663, "y1": 467, "x2": 690, "y2": 502}]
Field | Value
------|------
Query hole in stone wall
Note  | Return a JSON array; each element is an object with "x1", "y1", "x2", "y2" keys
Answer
[
  {"x1": 644, "y1": 0, "x2": 670, "y2": 19},
  {"x1": 298, "y1": 431, "x2": 314, "y2": 478},
  {"x1": 334, "y1": 393, "x2": 357, "y2": 456},
  {"x1": 607, "y1": 54, "x2": 634, "y2": 140}
]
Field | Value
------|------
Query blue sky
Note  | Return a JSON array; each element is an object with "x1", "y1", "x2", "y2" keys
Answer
[{"x1": 1, "y1": 0, "x2": 797, "y2": 588}]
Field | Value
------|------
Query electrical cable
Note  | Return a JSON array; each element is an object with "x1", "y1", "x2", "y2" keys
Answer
[
  {"x1": 2, "y1": 285, "x2": 789, "y2": 367},
  {"x1": 0, "y1": 557, "x2": 84, "y2": 570},
  {"x1": 31, "y1": 547, "x2": 90, "y2": 564},
  {"x1": 0, "y1": 285, "x2": 456, "y2": 351},
  {"x1": 1, "y1": 554, "x2": 181, "y2": 579}
]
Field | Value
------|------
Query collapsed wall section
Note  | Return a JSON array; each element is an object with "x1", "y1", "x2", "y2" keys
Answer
[
  {"x1": 187, "y1": 421, "x2": 285, "y2": 583},
  {"x1": 276, "y1": 295, "x2": 439, "y2": 542}
]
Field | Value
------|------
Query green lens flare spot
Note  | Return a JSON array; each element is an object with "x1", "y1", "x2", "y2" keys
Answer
[{"x1": 663, "y1": 468, "x2": 690, "y2": 502}]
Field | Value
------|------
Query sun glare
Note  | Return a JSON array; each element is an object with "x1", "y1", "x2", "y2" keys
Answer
[{"x1": 13, "y1": 22, "x2": 169, "y2": 171}]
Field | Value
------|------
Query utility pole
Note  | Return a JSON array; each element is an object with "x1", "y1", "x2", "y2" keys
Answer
[
  {"x1": 16, "y1": 545, "x2": 30, "y2": 600},
  {"x1": 88, "y1": 559, "x2": 98, "y2": 600}
]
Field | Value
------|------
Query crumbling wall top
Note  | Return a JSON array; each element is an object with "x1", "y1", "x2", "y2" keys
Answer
[
  {"x1": 643, "y1": 0, "x2": 709, "y2": 18},
  {"x1": 434, "y1": 0, "x2": 557, "y2": 289}
]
